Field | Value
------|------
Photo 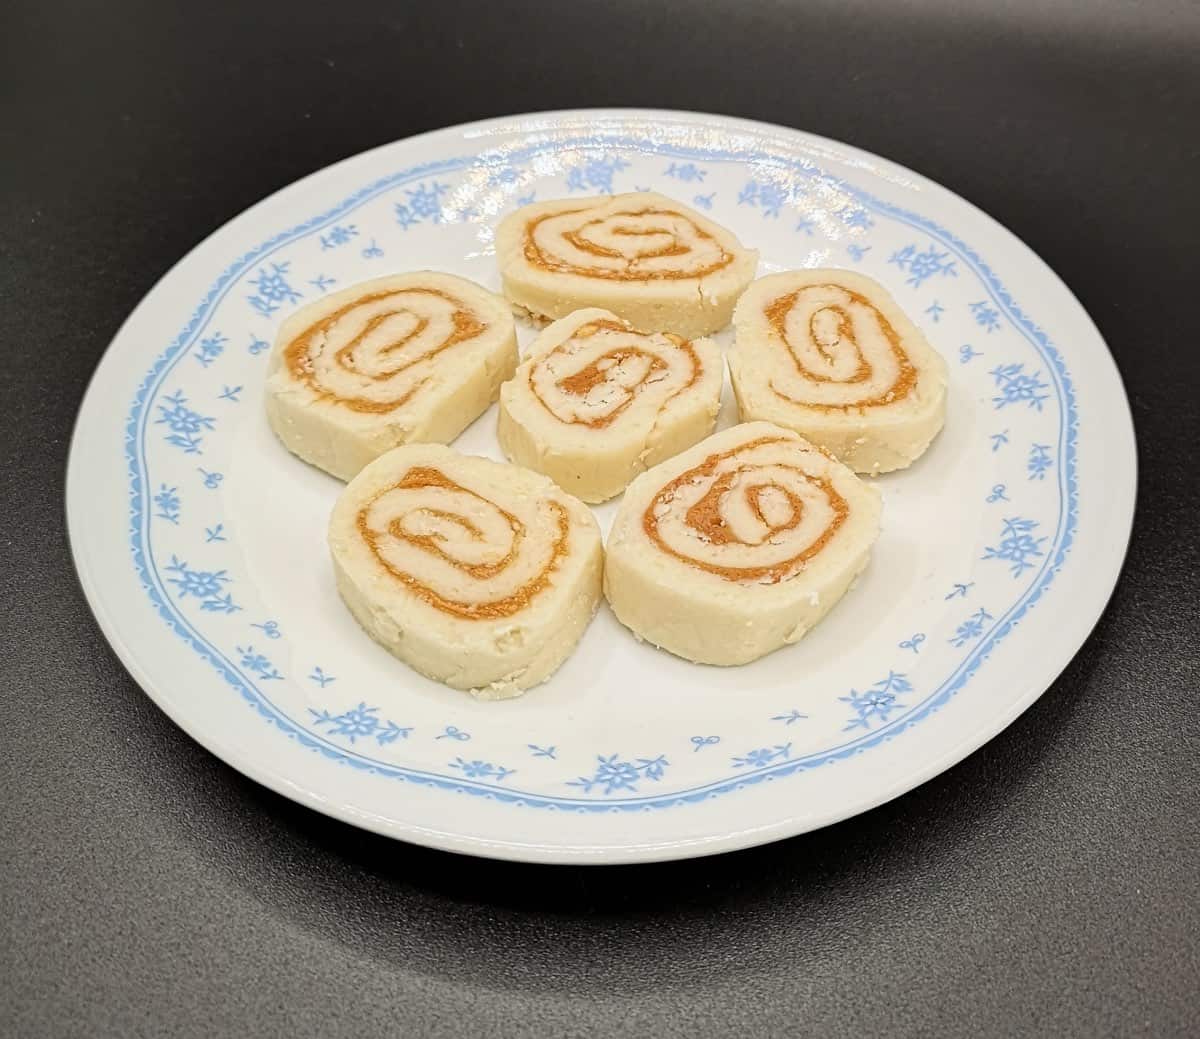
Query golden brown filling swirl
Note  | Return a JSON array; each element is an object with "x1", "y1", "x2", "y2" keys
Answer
[
  {"x1": 284, "y1": 288, "x2": 487, "y2": 414},
  {"x1": 356, "y1": 467, "x2": 569, "y2": 620},
  {"x1": 764, "y1": 284, "x2": 918, "y2": 410},
  {"x1": 523, "y1": 206, "x2": 734, "y2": 281},
  {"x1": 528, "y1": 319, "x2": 703, "y2": 430},
  {"x1": 642, "y1": 436, "x2": 849, "y2": 584}
]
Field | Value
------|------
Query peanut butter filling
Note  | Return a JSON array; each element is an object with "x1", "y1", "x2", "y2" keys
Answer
[
  {"x1": 357, "y1": 466, "x2": 570, "y2": 619},
  {"x1": 529, "y1": 319, "x2": 703, "y2": 429},
  {"x1": 284, "y1": 288, "x2": 486, "y2": 413},
  {"x1": 764, "y1": 286, "x2": 918, "y2": 410},
  {"x1": 642, "y1": 436, "x2": 849, "y2": 584},
  {"x1": 523, "y1": 207, "x2": 734, "y2": 281}
]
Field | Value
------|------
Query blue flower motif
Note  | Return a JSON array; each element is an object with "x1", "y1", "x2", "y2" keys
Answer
[
  {"x1": 568, "y1": 753, "x2": 668, "y2": 795},
  {"x1": 970, "y1": 299, "x2": 1002, "y2": 333},
  {"x1": 310, "y1": 703, "x2": 411, "y2": 745},
  {"x1": 664, "y1": 162, "x2": 707, "y2": 182},
  {"x1": 155, "y1": 390, "x2": 215, "y2": 454},
  {"x1": 449, "y1": 757, "x2": 515, "y2": 782},
  {"x1": 840, "y1": 207, "x2": 875, "y2": 230},
  {"x1": 846, "y1": 243, "x2": 871, "y2": 262},
  {"x1": 1028, "y1": 443, "x2": 1053, "y2": 480},
  {"x1": 247, "y1": 335, "x2": 269, "y2": 355},
  {"x1": 360, "y1": 238, "x2": 384, "y2": 258},
  {"x1": 982, "y1": 517, "x2": 1046, "y2": 577},
  {"x1": 889, "y1": 243, "x2": 957, "y2": 288},
  {"x1": 309, "y1": 274, "x2": 336, "y2": 292},
  {"x1": 153, "y1": 484, "x2": 180, "y2": 523},
  {"x1": 394, "y1": 180, "x2": 448, "y2": 228},
  {"x1": 164, "y1": 555, "x2": 238, "y2": 612},
  {"x1": 732, "y1": 743, "x2": 792, "y2": 769},
  {"x1": 194, "y1": 332, "x2": 227, "y2": 368},
  {"x1": 236, "y1": 645, "x2": 282, "y2": 680},
  {"x1": 218, "y1": 385, "x2": 242, "y2": 402},
  {"x1": 692, "y1": 192, "x2": 715, "y2": 210},
  {"x1": 990, "y1": 430, "x2": 1010, "y2": 452},
  {"x1": 949, "y1": 607, "x2": 994, "y2": 647},
  {"x1": 840, "y1": 672, "x2": 912, "y2": 731},
  {"x1": 564, "y1": 156, "x2": 629, "y2": 193},
  {"x1": 527, "y1": 744, "x2": 557, "y2": 759},
  {"x1": 736, "y1": 179, "x2": 789, "y2": 218},
  {"x1": 319, "y1": 224, "x2": 358, "y2": 250},
  {"x1": 990, "y1": 363, "x2": 1050, "y2": 411},
  {"x1": 925, "y1": 300, "x2": 945, "y2": 322},
  {"x1": 247, "y1": 262, "x2": 302, "y2": 316},
  {"x1": 309, "y1": 667, "x2": 335, "y2": 687}
]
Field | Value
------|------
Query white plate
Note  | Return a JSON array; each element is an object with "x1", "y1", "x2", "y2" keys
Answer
[{"x1": 67, "y1": 110, "x2": 1135, "y2": 864}]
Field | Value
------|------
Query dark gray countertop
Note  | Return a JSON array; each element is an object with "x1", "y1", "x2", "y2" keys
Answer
[{"x1": 3, "y1": 1, "x2": 1198, "y2": 1035}]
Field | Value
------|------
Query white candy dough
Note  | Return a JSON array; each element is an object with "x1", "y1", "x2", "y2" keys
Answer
[
  {"x1": 329, "y1": 444, "x2": 603, "y2": 698},
  {"x1": 604, "y1": 421, "x2": 882, "y2": 666},
  {"x1": 728, "y1": 270, "x2": 948, "y2": 473},
  {"x1": 497, "y1": 308, "x2": 724, "y2": 503},
  {"x1": 265, "y1": 272, "x2": 518, "y2": 481},
  {"x1": 495, "y1": 192, "x2": 758, "y2": 338}
]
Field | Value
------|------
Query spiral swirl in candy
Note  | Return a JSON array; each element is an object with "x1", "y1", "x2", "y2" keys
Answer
[
  {"x1": 283, "y1": 287, "x2": 489, "y2": 414},
  {"x1": 642, "y1": 434, "x2": 849, "y2": 585},
  {"x1": 729, "y1": 270, "x2": 948, "y2": 474},
  {"x1": 528, "y1": 318, "x2": 702, "y2": 428},
  {"x1": 330, "y1": 444, "x2": 604, "y2": 695},
  {"x1": 523, "y1": 204, "x2": 735, "y2": 282},
  {"x1": 356, "y1": 466, "x2": 570, "y2": 620},
  {"x1": 496, "y1": 193, "x2": 759, "y2": 339},
  {"x1": 265, "y1": 273, "x2": 518, "y2": 482},
  {"x1": 603, "y1": 421, "x2": 881, "y2": 666},
  {"x1": 762, "y1": 283, "x2": 918, "y2": 410},
  {"x1": 497, "y1": 309, "x2": 723, "y2": 502}
]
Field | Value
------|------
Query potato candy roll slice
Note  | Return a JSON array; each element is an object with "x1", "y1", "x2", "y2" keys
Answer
[
  {"x1": 497, "y1": 309, "x2": 723, "y2": 503},
  {"x1": 729, "y1": 270, "x2": 948, "y2": 473},
  {"x1": 496, "y1": 192, "x2": 758, "y2": 338},
  {"x1": 329, "y1": 444, "x2": 603, "y2": 698},
  {"x1": 265, "y1": 272, "x2": 518, "y2": 481},
  {"x1": 604, "y1": 422, "x2": 881, "y2": 666}
]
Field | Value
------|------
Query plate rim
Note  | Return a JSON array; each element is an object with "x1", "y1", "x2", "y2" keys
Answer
[{"x1": 66, "y1": 107, "x2": 1138, "y2": 863}]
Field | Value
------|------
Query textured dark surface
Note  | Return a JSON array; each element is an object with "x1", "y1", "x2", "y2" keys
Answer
[{"x1": 3, "y1": 1, "x2": 1199, "y2": 1036}]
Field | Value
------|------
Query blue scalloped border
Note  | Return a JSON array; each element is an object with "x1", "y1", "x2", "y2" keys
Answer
[{"x1": 125, "y1": 129, "x2": 1078, "y2": 811}]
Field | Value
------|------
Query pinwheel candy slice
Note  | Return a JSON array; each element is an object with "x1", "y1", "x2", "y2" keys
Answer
[
  {"x1": 329, "y1": 444, "x2": 603, "y2": 698},
  {"x1": 265, "y1": 272, "x2": 518, "y2": 481},
  {"x1": 729, "y1": 270, "x2": 948, "y2": 473},
  {"x1": 496, "y1": 192, "x2": 758, "y2": 337},
  {"x1": 497, "y1": 308, "x2": 724, "y2": 503},
  {"x1": 604, "y1": 422, "x2": 882, "y2": 666}
]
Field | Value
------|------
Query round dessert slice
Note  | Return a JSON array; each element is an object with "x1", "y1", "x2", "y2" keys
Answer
[
  {"x1": 497, "y1": 308, "x2": 724, "y2": 503},
  {"x1": 329, "y1": 444, "x2": 603, "y2": 699},
  {"x1": 495, "y1": 192, "x2": 758, "y2": 338},
  {"x1": 604, "y1": 421, "x2": 882, "y2": 666},
  {"x1": 728, "y1": 270, "x2": 948, "y2": 473},
  {"x1": 265, "y1": 272, "x2": 518, "y2": 481}
]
